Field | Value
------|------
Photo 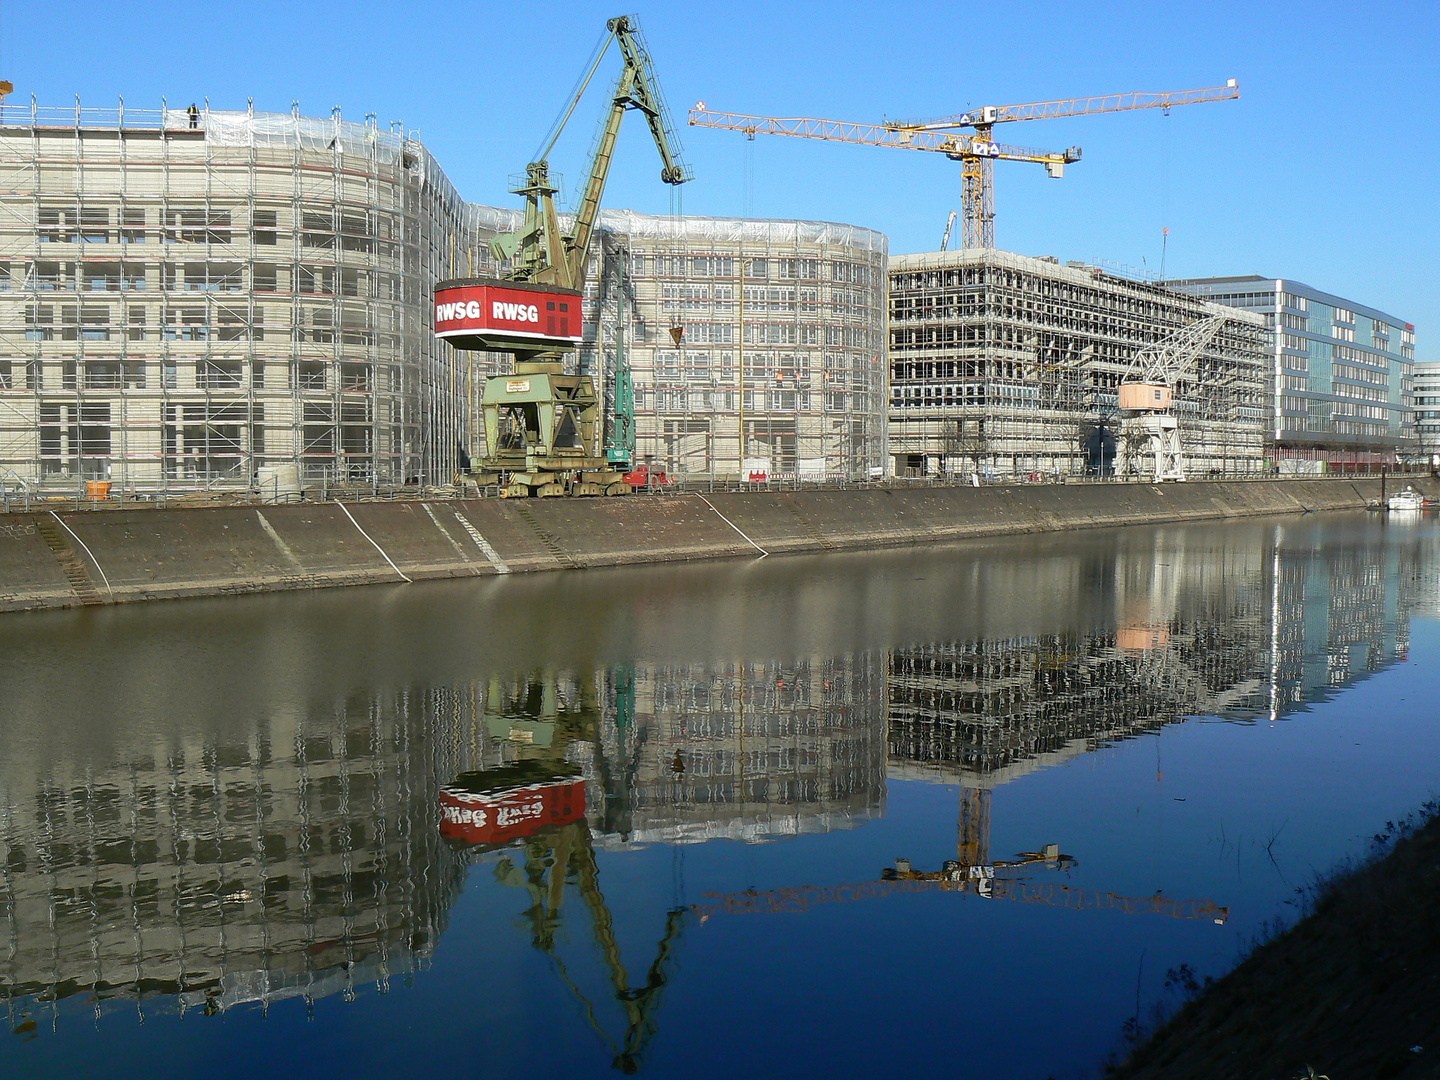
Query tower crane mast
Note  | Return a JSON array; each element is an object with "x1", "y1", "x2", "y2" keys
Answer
[{"x1": 689, "y1": 80, "x2": 1238, "y2": 250}]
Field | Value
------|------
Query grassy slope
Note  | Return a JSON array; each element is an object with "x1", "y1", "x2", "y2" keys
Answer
[{"x1": 1109, "y1": 807, "x2": 1440, "y2": 1080}]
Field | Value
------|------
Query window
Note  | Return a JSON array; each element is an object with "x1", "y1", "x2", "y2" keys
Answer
[
  {"x1": 121, "y1": 208, "x2": 146, "y2": 244},
  {"x1": 78, "y1": 208, "x2": 109, "y2": 243},
  {"x1": 163, "y1": 307, "x2": 208, "y2": 340},
  {"x1": 340, "y1": 267, "x2": 365, "y2": 297},
  {"x1": 341, "y1": 362, "x2": 371, "y2": 392},
  {"x1": 305, "y1": 308, "x2": 334, "y2": 344},
  {"x1": 181, "y1": 262, "x2": 242, "y2": 291},
  {"x1": 28, "y1": 261, "x2": 67, "y2": 290},
  {"x1": 198, "y1": 359, "x2": 242, "y2": 389},
  {"x1": 163, "y1": 207, "x2": 232, "y2": 244},
  {"x1": 298, "y1": 362, "x2": 327, "y2": 390},
  {"x1": 217, "y1": 306, "x2": 250, "y2": 341},
  {"x1": 79, "y1": 305, "x2": 110, "y2": 341},
  {"x1": 252, "y1": 209, "x2": 278, "y2": 246},
  {"x1": 167, "y1": 403, "x2": 250, "y2": 479},
  {"x1": 339, "y1": 212, "x2": 374, "y2": 254},
  {"x1": 301, "y1": 212, "x2": 335, "y2": 249},
  {"x1": 37, "y1": 206, "x2": 109, "y2": 243},
  {"x1": 298, "y1": 265, "x2": 336, "y2": 294},
  {"x1": 84, "y1": 362, "x2": 122, "y2": 389},
  {"x1": 39, "y1": 207, "x2": 76, "y2": 243},
  {"x1": 25, "y1": 304, "x2": 55, "y2": 340},
  {"x1": 303, "y1": 402, "x2": 335, "y2": 457}
]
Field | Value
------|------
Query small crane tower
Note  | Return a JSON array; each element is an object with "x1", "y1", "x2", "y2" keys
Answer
[{"x1": 1118, "y1": 315, "x2": 1226, "y2": 482}]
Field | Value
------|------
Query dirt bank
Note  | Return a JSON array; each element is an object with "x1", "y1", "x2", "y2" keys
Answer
[{"x1": 1109, "y1": 805, "x2": 1440, "y2": 1080}]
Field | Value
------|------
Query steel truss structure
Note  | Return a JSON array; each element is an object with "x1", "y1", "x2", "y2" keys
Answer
[{"x1": 887, "y1": 249, "x2": 1272, "y2": 479}]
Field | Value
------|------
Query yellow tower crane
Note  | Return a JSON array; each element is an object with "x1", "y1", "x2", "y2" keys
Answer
[{"x1": 688, "y1": 81, "x2": 1239, "y2": 250}]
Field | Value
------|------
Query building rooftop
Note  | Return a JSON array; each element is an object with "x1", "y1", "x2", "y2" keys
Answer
[{"x1": 1171, "y1": 274, "x2": 1413, "y2": 332}]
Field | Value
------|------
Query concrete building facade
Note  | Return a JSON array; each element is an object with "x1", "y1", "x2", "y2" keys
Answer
[
  {"x1": 1171, "y1": 276, "x2": 1417, "y2": 469},
  {"x1": 888, "y1": 250, "x2": 1271, "y2": 479}
]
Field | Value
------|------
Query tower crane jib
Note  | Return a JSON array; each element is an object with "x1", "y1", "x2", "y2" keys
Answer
[{"x1": 688, "y1": 80, "x2": 1238, "y2": 250}]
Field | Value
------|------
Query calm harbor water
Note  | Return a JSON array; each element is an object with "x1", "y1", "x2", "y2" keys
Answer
[{"x1": 2, "y1": 512, "x2": 1439, "y2": 1079}]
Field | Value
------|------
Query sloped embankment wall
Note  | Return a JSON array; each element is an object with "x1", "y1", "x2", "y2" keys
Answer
[{"x1": 0, "y1": 478, "x2": 1426, "y2": 613}]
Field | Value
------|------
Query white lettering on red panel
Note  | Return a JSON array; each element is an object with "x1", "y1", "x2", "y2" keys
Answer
[{"x1": 432, "y1": 300, "x2": 539, "y2": 323}]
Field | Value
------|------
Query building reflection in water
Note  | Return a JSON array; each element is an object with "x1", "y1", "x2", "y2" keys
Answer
[
  {"x1": 0, "y1": 695, "x2": 467, "y2": 1027},
  {"x1": 0, "y1": 655, "x2": 889, "y2": 1038},
  {"x1": 2, "y1": 520, "x2": 1434, "y2": 1052},
  {"x1": 887, "y1": 525, "x2": 1432, "y2": 790}
]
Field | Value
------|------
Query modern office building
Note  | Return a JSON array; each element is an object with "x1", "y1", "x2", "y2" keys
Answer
[
  {"x1": 888, "y1": 249, "x2": 1271, "y2": 479},
  {"x1": 1171, "y1": 276, "x2": 1417, "y2": 469},
  {"x1": 1410, "y1": 360, "x2": 1440, "y2": 462}
]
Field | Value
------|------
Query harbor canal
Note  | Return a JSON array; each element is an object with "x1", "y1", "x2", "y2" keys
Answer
[{"x1": 2, "y1": 512, "x2": 1438, "y2": 1079}]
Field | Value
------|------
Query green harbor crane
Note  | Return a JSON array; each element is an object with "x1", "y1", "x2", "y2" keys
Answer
[{"x1": 435, "y1": 15, "x2": 690, "y2": 497}]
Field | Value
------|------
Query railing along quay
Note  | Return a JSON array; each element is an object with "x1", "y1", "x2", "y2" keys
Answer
[{"x1": 4, "y1": 464, "x2": 1434, "y2": 514}]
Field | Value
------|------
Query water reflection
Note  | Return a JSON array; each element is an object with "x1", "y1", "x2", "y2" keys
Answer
[
  {"x1": 1, "y1": 516, "x2": 1436, "y2": 1068},
  {"x1": 0, "y1": 694, "x2": 466, "y2": 1021}
]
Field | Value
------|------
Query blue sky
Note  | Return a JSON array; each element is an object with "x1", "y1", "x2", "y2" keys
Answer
[{"x1": 6, "y1": 0, "x2": 1436, "y2": 349}]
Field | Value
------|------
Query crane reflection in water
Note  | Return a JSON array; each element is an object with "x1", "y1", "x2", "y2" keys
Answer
[{"x1": 3, "y1": 518, "x2": 1433, "y2": 1070}]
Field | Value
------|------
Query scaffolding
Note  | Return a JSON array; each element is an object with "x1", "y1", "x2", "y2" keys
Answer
[
  {"x1": 468, "y1": 207, "x2": 891, "y2": 481},
  {"x1": 0, "y1": 687, "x2": 466, "y2": 1026},
  {"x1": 0, "y1": 99, "x2": 470, "y2": 495},
  {"x1": 887, "y1": 249, "x2": 1272, "y2": 479}
]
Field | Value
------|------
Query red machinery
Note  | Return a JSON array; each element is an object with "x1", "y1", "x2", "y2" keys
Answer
[
  {"x1": 434, "y1": 278, "x2": 583, "y2": 353},
  {"x1": 439, "y1": 769, "x2": 586, "y2": 847}
]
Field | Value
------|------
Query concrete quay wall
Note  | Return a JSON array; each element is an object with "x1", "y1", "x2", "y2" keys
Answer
[{"x1": 0, "y1": 478, "x2": 1429, "y2": 614}]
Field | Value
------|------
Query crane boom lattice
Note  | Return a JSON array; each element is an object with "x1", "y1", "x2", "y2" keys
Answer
[
  {"x1": 689, "y1": 80, "x2": 1238, "y2": 249},
  {"x1": 1130, "y1": 314, "x2": 1228, "y2": 387}
]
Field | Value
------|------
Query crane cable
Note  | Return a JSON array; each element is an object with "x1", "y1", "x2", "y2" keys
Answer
[{"x1": 533, "y1": 25, "x2": 617, "y2": 165}]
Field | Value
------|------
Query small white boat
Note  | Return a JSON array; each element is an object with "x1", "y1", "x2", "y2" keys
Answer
[{"x1": 1387, "y1": 487, "x2": 1426, "y2": 511}]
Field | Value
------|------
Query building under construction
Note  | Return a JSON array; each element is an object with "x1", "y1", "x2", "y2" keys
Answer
[
  {"x1": 0, "y1": 99, "x2": 888, "y2": 497},
  {"x1": 0, "y1": 101, "x2": 472, "y2": 494},
  {"x1": 465, "y1": 207, "x2": 890, "y2": 481},
  {"x1": 888, "y1": 249, "x2": 1272, "y2": 479}
]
